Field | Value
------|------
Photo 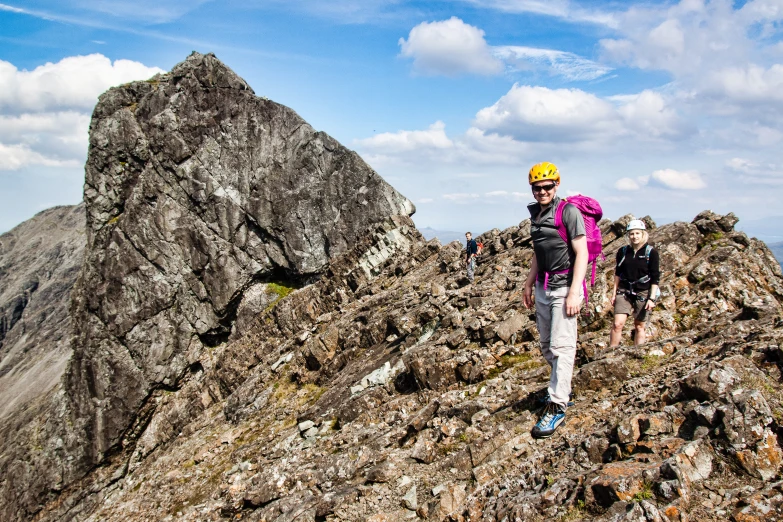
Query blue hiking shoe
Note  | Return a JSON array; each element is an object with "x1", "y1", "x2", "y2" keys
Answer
[{"x1": 531, "y1": 402, "x2": 566, "y2": 439}]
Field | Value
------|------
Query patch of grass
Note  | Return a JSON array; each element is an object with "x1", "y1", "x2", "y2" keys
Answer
[
  {"x1": 263, "y1": 282, "x2": 298, "y2": 314},
  {"x1": 438, "y1": 442, "x2": 460, "y2": 455},
  {"x1": 296, "y1": 383, "x2": 326, "y2": 407},
  {"x1": 268, "y1": 282, "x2": 295, "y2": 299},
  {"x1": 640, "y1": 354, "x2": 664, "y2": 372},
  {"x1": 698, "y1": 232, "x2": 724, "y2": 250},
  {"x1": 280, "y1": 415, "x2": 297, "y2": 430},
  {"x1": 458, "y1": 432, "x2": 469, "y2": 443},
  {"x1": 558, "y1": 500, "x2": 587, "y2": 521},
  {"x1": 486, "y1": 353, "x2": 538, "y2": 380},
  {"x1": 632, "y1": 481, "x2": 654, "y2": 502},
  {"x1": 107, "y1": 215, "x2": 121, "y2": 226},
  {"x1": 272, "y1": 373, "x2": 298, "y2": 402},
  {"x1": 741, "y1": 373, "x2": 777, "y2": 402},
  {"x1": 673, "y1": 307, "x2": 700, "y2": 329}
]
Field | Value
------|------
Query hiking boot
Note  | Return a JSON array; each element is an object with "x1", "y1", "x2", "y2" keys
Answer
[{"x1": 531, "y1": 402, "x2": 566, "y2": 439}]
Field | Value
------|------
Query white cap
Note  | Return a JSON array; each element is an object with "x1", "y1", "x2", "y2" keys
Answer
[{"x1": 626, "y1": 219, "x2": 646, "y2": 231}]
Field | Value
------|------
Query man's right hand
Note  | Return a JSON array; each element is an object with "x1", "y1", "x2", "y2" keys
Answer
[{"x1": 523, "y1": 284, "x2": 534, "y2": 309}]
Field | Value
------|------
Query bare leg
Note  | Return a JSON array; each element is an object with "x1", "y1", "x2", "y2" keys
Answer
[
  {"x1": 634, "y1": 321, "x2": 646, "y2": 346},
  {"x1": 610, "y1": 314, "x2": 628, "y2": 347}
]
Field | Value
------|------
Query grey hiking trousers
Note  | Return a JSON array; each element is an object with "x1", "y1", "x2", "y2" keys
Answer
[
  {"x1": 466, "y1": 257, "x2": 476, "y2": 282},
  {"x1": 534, "y1": 281, "x2": 582, "y2": 410}
]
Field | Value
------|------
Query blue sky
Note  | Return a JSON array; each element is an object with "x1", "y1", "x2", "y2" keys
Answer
[{"x1": 2, "y1": 0, "x2": 783, "y2": 238}]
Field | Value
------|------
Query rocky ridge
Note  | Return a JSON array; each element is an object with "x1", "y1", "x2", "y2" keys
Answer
[
  {"x1": 26, "y1": 208, "x2": 783, "y2": 522},
  {"x1": 0, "y1": 52, "x2": 415, "y2": 521}
]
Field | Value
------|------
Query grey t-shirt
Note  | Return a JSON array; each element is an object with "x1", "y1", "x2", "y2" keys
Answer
[{"x1": 528, "y1": 196, "x2": 586, "y2": 288}]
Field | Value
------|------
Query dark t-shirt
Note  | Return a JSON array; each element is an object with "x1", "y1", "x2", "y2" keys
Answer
[
  {"x1": 466, "y1": 239, "x2": 477, "y2": 260},
  {"x1": 528, "y1": 196, "x2": 586, "y2": 288},
  {"x1": 615, "y1": 243, "x2": 660, "y2": 290}
]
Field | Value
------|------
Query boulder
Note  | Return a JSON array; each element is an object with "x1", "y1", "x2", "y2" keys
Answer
[{"x1": 574, "y1": 357, "x2": 630, "y2": 391}]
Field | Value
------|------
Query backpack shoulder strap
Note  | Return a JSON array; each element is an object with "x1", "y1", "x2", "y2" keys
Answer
[
  {"x1": 618, "y1": 245, "x2": 628, "y2": 267},
  {"x1": 553, "y1": 200, "x2": 569, "y2": 244}
]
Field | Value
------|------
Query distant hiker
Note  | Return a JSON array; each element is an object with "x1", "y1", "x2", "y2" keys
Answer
[
  {"x1": 522, "y1": 162, "x2": 588, "y2": 439},
  {"x1": 610, "y1": 219, "x2": 660, "y2": 347},
  {"x1": 465, "y1": 232, "x2": 478, "y2": 283}
]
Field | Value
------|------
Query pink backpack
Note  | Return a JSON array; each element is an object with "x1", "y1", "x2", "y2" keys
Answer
[{"x1": 554, "y1": 195, "x2": 604, "y2": 299}]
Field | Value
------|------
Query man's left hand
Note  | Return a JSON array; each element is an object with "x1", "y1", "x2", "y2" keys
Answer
[{"x1": 565, "y1": 292, "x2": 582, "y2": 317}]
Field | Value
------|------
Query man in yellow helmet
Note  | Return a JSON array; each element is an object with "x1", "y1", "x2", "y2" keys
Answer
[{"x1": 522, "y1": 162, "x2": 588, "y2": 438}]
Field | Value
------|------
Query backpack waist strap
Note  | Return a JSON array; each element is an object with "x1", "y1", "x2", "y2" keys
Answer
[{"x1": 537, "y1": 268, "x2": 588, "y2": 303}]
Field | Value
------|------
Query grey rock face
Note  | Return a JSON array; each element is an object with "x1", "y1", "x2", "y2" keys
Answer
[
  {"x1": 0, "y1": 204, "x2": 84, "y2": 421},
  {"x1": 66, "y1": 52, "x2": 414, "y2": 467}
]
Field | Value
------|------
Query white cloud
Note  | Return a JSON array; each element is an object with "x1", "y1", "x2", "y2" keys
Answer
[
  {"x1": 0, "y1": 143, "x2": 80, "y2": 170},
  {"x1": 457, "y1": 0, "x2": 619, "y2": 27},
  {"x1": 726, "y1": 157, "x2": 783, "y2": 185},
  {"x1": 650, "y1": 168, "x2": 706, "y2": 190},
  {"x1": 705, "y1": 64, "x2": 783, "y2": 107},
  {"x1": 614, "y1": 90, "x2": 691, "y2": 139},
  {"x1": 615, "y1": 177, "x2": 643, "y2": 191},
  {"x1": 356, "y1": 121, "x2": 453, "y2": 153},
  {"x1": 0, "y1": 54, "x2": 163, "y2": 172},
  {"x1": 615, "y1": 169, "x2": 705, "y2": 191},
  {"x1": 443, "y1": 193, "x2": 481, "y2": 202},
  {"x1": 398, "y1": 17, "x2": 503, "y2": 76},
  {"x1": 356, "y1": 85, "x2": 689, "y2": 173},
  {"x1": 0, "y1": 54, "x2": 163, "y2": 113},
  {"x1": 492, "y1": 46, "x2": 613, "y2": 81},
  {"x1": 0, "y1": 3, "x2": 24, "y2": 13},
  {"x1": 485, "y1": 190, "x2": 509, "y2": 197},
  {"x1": 473, "y1": 84, "x2": 620, "y2": 142},
  {"x1": 740, "y1": 0, "x2": 783, "y2": 23},
  {"x1": 72, "y1": 0, "x2": 213, "y2": 24},
  {"x1": 399, "y1": 18, "x2": 612, "y2": 81}
]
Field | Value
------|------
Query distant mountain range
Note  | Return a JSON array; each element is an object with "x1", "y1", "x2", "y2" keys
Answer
[
  {"x1": 421, "y1": 223, "x2": 783, "y2": 266},
  {"x1": 419, "y1": 227, "x2": 464, "y2": 246},
  {"x1": 735, "y1": 217, "x2": 783, "y2": 243},
  {"x1": 768, "y1": 242, "x2": 783, "y2": 265}
]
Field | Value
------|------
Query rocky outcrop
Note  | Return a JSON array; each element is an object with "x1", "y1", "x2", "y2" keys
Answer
[
  {"x1": 0, "y1": 204, "x2": 84, "y2": 423},
  {"x1": 68, "y1": 51, "x2": 414, "y2": 471}
]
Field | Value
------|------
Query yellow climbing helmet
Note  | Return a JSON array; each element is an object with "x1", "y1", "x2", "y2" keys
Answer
[{"x1": 528, "y1": 162, "x2": 560, "y2": 185}]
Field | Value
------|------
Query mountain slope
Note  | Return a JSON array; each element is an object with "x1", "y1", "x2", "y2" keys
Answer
[{"x1": 31, "y1": 210, "x2": 783, "y2": 522}]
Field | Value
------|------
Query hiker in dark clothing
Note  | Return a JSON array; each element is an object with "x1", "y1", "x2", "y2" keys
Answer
[
  {"x1": 465, "y1": 232, "x2": 478, "y2": 283},
  {"x1": 610, "y1": 219, "x2": 660, "y2": 347}
]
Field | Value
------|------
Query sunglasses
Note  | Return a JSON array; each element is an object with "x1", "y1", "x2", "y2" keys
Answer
[{"x1": 531, "y1": 183, "x2": 557, "y2": 193}]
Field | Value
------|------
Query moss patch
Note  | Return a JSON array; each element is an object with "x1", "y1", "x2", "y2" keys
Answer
[
  {"x1": 486, "y1": 353, "x2": 542, "y2": 380},
  {"x1": 263, "y1": 282, "x2": 298, "y2": 314}
]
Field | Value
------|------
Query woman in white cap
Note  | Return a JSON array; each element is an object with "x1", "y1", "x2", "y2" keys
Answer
[{"x1": 610, "y1": 219, "x2": 660, "y2": 347}]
